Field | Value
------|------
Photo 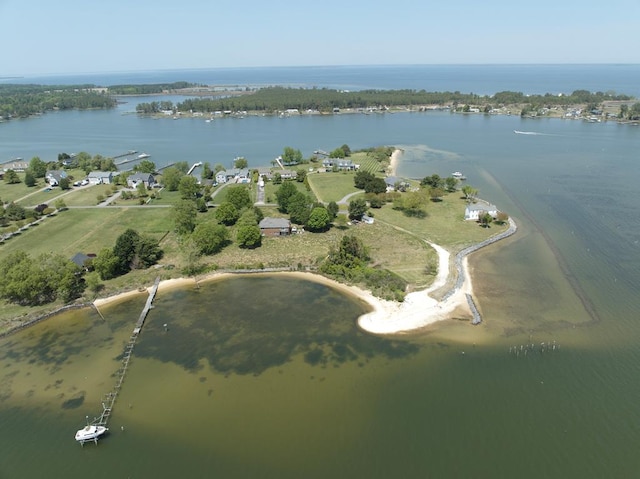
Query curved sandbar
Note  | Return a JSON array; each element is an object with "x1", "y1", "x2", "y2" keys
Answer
[{"x1": 358, "y1": 217, "x2": 518, "y2": 334}]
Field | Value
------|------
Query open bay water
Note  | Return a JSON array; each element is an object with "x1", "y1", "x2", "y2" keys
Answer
[{"x1": 1, "y1": 65, "x2": 640, "y2": 477}]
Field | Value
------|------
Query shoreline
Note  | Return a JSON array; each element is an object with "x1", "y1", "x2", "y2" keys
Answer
[{"x1": 89, "y1": 239, "x2": 482, "y2": 335}]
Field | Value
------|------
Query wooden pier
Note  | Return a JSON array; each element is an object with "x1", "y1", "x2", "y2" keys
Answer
[{"x1": 80, "y1": 277, "x2": 161, "y2": 445}]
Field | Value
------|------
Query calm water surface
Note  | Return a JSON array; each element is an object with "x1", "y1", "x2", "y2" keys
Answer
[{"x1": 1, "y1": 66, "x2": 640, "y2": 477}]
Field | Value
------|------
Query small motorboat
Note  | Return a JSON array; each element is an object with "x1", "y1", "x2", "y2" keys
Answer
[{"x1": 75, "y1": 424, "x2": 108, "y2": 443}]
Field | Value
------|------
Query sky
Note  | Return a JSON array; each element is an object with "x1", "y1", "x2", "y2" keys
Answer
[{"x1": 2, "y1": 0, "x2": 639, "y2": 76}]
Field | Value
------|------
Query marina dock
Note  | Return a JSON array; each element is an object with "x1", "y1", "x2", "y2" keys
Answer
[{"x1": 79, "y1": 277, "x2": 160, "y2": 445}]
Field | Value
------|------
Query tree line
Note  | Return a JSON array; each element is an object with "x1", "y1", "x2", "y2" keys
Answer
[
  {"x1": 0, "y1": 84, "x2": 116, "y2": 118},
  {"x1": 150, "y1": 87, "x2": 635, "y2": 115}
]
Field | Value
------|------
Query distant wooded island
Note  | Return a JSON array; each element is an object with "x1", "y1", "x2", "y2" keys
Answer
[{"x1": 1, "y1": 82, "x2": 639, "y2": 121}]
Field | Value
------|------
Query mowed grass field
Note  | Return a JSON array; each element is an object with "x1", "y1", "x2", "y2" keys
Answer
[
  {"x1": 306, "y1": 172, "x2": 360, "y2": 203},
  {"x1": 0, "y1": 207, "x2": 172, "y2": 259}
]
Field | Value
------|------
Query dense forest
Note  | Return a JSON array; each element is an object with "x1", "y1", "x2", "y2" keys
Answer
[
  {"x1": 0, "y1": 84, "x2": 116, "y2": 118},
  {"x1": 166, "y1": 87, "x2": 634, "y2": 115},
  {"x1": 107, "y1": 81, "x2": 197, "y2": 95}
]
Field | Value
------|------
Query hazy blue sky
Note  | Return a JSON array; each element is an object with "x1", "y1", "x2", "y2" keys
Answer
[{"x1": 2, "y1": 0, "x2": 639, "y2": 75}]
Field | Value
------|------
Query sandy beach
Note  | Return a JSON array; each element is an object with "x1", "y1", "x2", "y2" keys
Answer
[{"x1": 388, "y1": 148, "x2": 402, "y2": 176}]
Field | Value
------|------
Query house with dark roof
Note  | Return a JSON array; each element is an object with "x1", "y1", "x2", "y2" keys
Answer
[
  {"x1": 87, "y1": 171, "x2": 113, "y2": 185},
  {"x1": 46, "y1": 170, "x2": 68, "y2": 186},
  {"x1": 259, "y1": 217, "x2": 292, "y2": 236},
  {"x1": 127, "y1": 172, "x2": 155, "y2": 188}
]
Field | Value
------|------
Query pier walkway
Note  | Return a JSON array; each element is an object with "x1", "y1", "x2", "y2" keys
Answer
[{"x1": 82, "y1": 277, "x2": 160, "y2": 444}]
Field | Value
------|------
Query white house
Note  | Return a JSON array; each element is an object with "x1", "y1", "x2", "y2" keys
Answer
[
  {"x1": 464, "y1": 202, "x2": 498, "y2": 221},
  {"x1": 87, "y1": 171, "x2": 114, "y2": 185},
  {"x1": 215, "y1": 171, "x2": 227, "y2": 184}
]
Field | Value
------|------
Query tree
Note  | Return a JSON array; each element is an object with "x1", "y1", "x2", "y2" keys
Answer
[
  {"x1": 348, "y1": 198, "x2": 368, "y2": 220},
  {"x1": 179, "y1": 175, "x2": 199, "y2": 199},
  {"x1": 113, "y1": 229, "x2": 141, "y2": 274},
  {"x1": 354, "y1": 170, "x2": 375, "y2": 189},
  {"x1": 329, "y1": 147, "x2": 346, "y2": 158},
  {"x1": 29, "y1": 157, "x2": 47, "y2": 178},
  {"x1": 137, "y1": 182, "x2": 148, "y2": 198},
  {"x1": 4, "y1": 169, "x2": 20, "y2": 184},
  {"x1": 215, "y1": 201, "x2": 240, "y2": 225},
  {"x1": 0, "y1": 251, "x2": 83, "y2": 305},
  {"x1": 24, "y1": 170, "x2": 36, "y2": 187},
  {"x1": 234, "y1": 157, "x2": 248, "y2": 169},
  {"x1": 54, "y1": 198, "x2": 67, "y2": 211},
  {"x1": 341, "y1": 144, "x2": 351, "y2": 156},
  {"x1": 296, "y1": 169, "x2": 307, "y2": 183},
  {"x1": 479, "y1": 212, "x2": 493, "y2": 228},
  {"x1": 327, "y1": 201, "x2": 339, "y2": 219},
  {"x1": 282, "y1": 146, "x2": 303, "y2": 165},
  {"x1": 288, "y1": 191, "x2": 312, "y2": 225},
  {"x1": 92, "y1": 248, "x2": 121, "y2": 280},
  {"x1": 365, "y1": 177, "x2": 387, "y2": 194},
  {"x1": 5, "y1": 202, "x2": 25, "y2": 221},
  {"x1": 131, "y1": 235, "x2": 163, "y2": 269},
  {"x1": 59, "y1": 177, "x2": 70, "y2": 190},
  {"x1": 133, "y1": 159, "x2": 156, "y2": 173},
  {"x1": 495, "y1": 211, "x2": 509, "y2": 224},
  {"x1": 429, "y1": 187, "x2": 445, "y2": 202},
  {"x1": 172, "y1": 199, "x2": 198, "y2": 235},
  {"x1": 306, "y1": 207, "x2": 331, "y2": 232},
  {"x1": 162, "y1": 167, "x2": 182, "y2": 191},
  {"x1": 202, "y1": 162, "x2": 213, "y2": 180},
  {"x1": 445, "y1": 177, "x2": 458, "y2": 192},
  {"x1": 421, "y1": 174, "x2": 443, "y2": 189},
  {"x1": 461, "y1": 185, "x2": 477, "y2": 200},
  {"x1": 226, "y1": 186, "x2": 252, "y2": 210},
  {"x1": 237, "y1": 225, "x2": 262, "y2": 248},
  {"x1": 192, "y1": 221, "x2": 229, "y2": 255},
  {"x1": 275, "y1": 181, "x2": 298, "y2": 213}
]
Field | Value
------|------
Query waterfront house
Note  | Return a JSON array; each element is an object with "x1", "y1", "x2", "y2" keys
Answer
[
  {"x1": 1, "y1": 160, "x2": 28, "y2": 172},
  {"x1": 215, "y1": 171, "x2": 227, "y2": 184},
  {"x1": 87, "y1": 171, "x2": 114, "y2": 185},
  {"x1": 127, "y1": 172, "x2": 155, "y2": 189},
  {"x1": 259, "y1": 217, "x2": 292, "y2": 236},
  {"x1": 464, "y1": 202, "x2": 498, "y2": 221},
  {"x1": 279, "y1": 169, "x2": 298, "y2": 180},
  {"x1": 45, "y1": 169, "x2": 68, "y2": 186}
]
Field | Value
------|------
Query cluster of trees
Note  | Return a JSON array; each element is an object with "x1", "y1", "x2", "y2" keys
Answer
[
  {"x1": 320, "y1": 235, "x2": 406, "y2": 301},
  {"x1": 92, "y1": 229, "x2": 162, "y2": 280},
  {"x1": 354, "y1": 171, "x2": 387, "y2": 194},
  {"x1": 135, "y1": 101, "x2": 177, "y2": 114},
  {"x1": 0, "y1": 84, "x2": 116, "y2": 118},
  {"x1": 0, "y1": 200, "x2": 57, "y2": 229},
  {"x1": 619, "y1": 103, "x2": 640, "y2": 120},
  {"x1": 0, "y1": 251, "x2": 85, "y2": 305},
  {"x1": 109, "y1": 82, "x2": 195, "y2": 95},
  {"x1": 275, "y1": 181, "x2": 337, "y2": 231}
]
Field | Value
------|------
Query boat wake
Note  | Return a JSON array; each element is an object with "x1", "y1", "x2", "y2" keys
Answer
[{"x1": 514, "y1": 130, "x2": 541, "y2": 135}]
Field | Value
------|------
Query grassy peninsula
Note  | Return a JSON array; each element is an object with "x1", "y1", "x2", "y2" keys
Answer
[{"x1": 0, "y1": 147, "x2": 508, "y2": 334}]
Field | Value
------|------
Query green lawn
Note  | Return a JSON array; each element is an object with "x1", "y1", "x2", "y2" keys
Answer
[
  {"x1": 0, "y1": 178, "x2": 43, "y2": 204},
  {"x1": 0, "y1": 208, "x2": 173, "y2": 259},
  {"x1": 307, "y1": 172, "x2": 360, "y2": 203}
]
